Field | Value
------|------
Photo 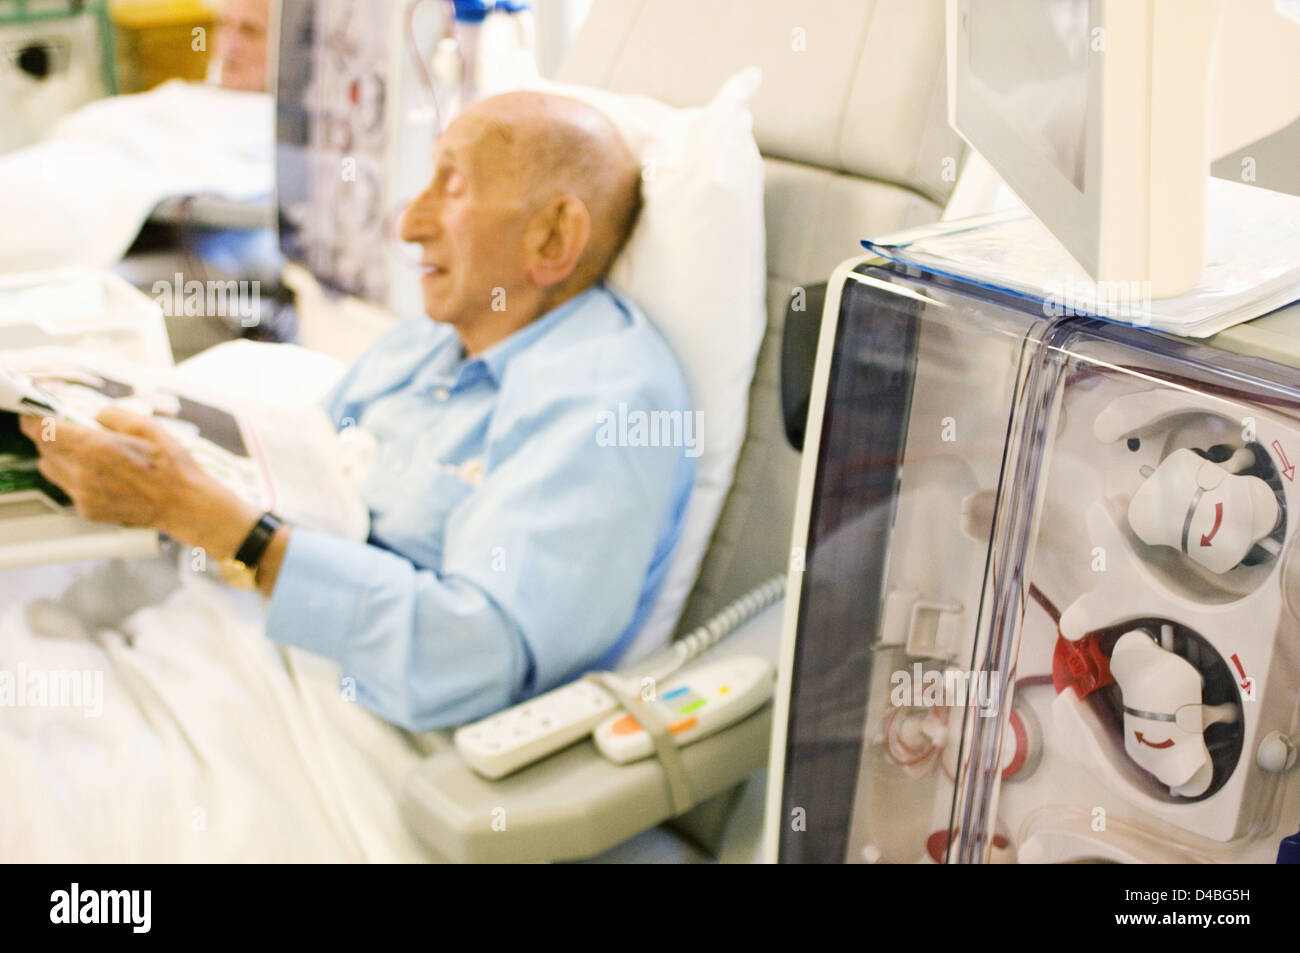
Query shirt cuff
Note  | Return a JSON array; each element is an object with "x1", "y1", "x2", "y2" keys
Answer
[{"x1": 264, "y1": 527, "x2": 373, "y2": 661}]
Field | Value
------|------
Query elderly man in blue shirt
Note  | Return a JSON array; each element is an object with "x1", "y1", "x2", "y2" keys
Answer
[{"x1": 20, "y1": 91, "x2": 695, "y2": 731}]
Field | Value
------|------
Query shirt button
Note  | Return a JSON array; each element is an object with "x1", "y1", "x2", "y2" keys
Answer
[{"x1": 433, "y1": 387, "x2": 450, "y2": 401}]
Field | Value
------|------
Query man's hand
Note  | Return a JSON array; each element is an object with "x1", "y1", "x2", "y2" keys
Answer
[{"x1": 18, "y1": 405, "x2": 261, "y2": 559}]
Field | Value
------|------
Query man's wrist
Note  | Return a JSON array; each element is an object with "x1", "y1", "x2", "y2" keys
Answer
[
  {"x1": 255, "y1": 523, "x2": 291, "y2": 597},
  {"x1": 164, "y1": 472, "x2": 262, "y2": 559},
  {"x1": 160, "y1": 468, "x2": 290, "y2": 596}
]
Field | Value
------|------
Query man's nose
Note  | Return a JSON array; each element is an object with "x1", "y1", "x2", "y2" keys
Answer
[
  {"x1": 218, "y1": 25, "x2": 242, "y2": 54},
  {"x1": 398, "y1": 187, "x2": 441, "y2": 243}
]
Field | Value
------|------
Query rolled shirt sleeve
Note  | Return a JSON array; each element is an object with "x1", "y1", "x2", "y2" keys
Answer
[{"x1": 265, "y1": 528, "x2": 531, "y2": 729}]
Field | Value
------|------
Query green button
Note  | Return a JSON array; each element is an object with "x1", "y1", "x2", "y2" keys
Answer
[{"x1": 678, "y1": 699, "x2": 706, "y2": 715}]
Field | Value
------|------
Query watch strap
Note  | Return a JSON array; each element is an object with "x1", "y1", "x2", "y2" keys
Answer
[{"x1": 233, "y1": 512, "x2": 282, "y2": 569}]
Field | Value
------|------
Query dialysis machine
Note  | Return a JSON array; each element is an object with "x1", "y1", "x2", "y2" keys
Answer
[{"x1": 765, "y1": 258, "x2": 1300, "y2": 864}]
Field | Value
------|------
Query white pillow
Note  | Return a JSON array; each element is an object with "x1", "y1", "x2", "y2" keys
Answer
[
  {"x1": 530, "y1": 69, "x2": 768, "y2": 663},
  {"x1": 177, "y1": 339, "x2": 346, "y2": 411}
]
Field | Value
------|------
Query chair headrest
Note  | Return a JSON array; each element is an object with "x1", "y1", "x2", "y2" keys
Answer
[{"x1": 558, "y1": 0, "x2": 962, "y2": 204}]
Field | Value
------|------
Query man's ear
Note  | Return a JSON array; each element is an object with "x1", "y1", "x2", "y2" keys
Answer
[{"x1": 525, "y1": 196, "x2": 592, "y2": 288}]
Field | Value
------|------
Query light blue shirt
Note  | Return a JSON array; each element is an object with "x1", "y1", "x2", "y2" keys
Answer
[{"x1": 264, "y1": 284, "x2": 695, "y2": 731}]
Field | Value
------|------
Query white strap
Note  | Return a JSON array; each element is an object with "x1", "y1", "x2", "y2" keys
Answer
[{"x1": 584, "y1": 671, "x2": 696, "y2": 816}]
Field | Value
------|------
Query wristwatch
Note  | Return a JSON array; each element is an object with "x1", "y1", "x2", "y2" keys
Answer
[{"x1": 218, "y1": 512, "x2": 283, "y2": 590}]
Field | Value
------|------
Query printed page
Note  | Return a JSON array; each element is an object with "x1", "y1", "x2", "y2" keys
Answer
[{"x1": 0, "y1": 348, "x2": 369, "y2": 543}]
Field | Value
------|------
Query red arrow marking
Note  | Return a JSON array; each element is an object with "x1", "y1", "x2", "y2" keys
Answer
[
  {"x1": 1199, "y1": 501, "x2": 1224, "y2": 547},
  {"x1": 1134, "y1": 732, "x2": 1175, "y2": 749},
  {"x1": 1273, "y1": 440, "x2": 1295, "y2": 482},
  {"x1": 1231, "y1": 652, "x2": 1251, "y2": 691}
]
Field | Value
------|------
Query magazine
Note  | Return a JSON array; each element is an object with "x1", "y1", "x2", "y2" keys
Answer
[{"x1": 0, "y1": 347, "x2": 370, "y2": 553}]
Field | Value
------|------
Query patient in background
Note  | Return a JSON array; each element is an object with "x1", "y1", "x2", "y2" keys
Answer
[
  {"x1": 0, "y1": 0, "x2": 274, "y2": 276},
  {"x1": 212, "y1": 0, "x2": 272, "y2": 93},
  {"x1": 24, "y1": 91, "x2": 697, "y2": 730}
]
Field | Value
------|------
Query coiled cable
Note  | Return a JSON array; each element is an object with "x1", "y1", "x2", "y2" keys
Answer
[{"x1": 635, "y1": 574, "x2": 787, "y2": 683}]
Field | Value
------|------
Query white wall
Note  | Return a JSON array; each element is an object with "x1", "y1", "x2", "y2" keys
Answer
[
  {"x1": 1212, "y1": 117, "x2": 1300, "y2": 198},
  {"x1": 532, "y1": 0, "x2": 592, "y2": 77}
]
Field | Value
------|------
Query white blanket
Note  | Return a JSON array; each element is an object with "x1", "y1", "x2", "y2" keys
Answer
[
  {"x1": 0, "y1": 553, "x2": 435, "y2": 862},
  {"x1": 0, "y1": 81, "x2": 273, "y2": 274}
]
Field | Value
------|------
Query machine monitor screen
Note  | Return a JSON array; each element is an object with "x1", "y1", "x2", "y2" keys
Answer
[
  {"x1": 966, "y1": 0, "x2": 1089, "y2": 191},
  {"x1": 950, "y1": 0, "x2": 1300, "y2": 298}
]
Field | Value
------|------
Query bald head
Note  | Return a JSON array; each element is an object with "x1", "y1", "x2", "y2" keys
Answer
[
  {"x1": 399, "y1": 90, "x2": 643, "y2": 355},
  {"x1": 459, "y1": 91, "x2": 643, "y2": 286}
]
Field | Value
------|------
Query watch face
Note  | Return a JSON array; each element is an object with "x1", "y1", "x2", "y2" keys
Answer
[{"x1": 219, "y1": 559, "x2": 258, "y2": 590}]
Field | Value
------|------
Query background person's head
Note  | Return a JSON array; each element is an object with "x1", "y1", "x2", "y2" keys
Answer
[
  {"x1": 214, "y1": 0, "x2": 271, "y2": 92},
  {"x1": 398, "y1": 91, "x2": 643, "y2": 355}
]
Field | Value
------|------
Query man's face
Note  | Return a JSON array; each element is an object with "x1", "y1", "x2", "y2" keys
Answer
[
  {"x1": 216, "y1": 0, "x2": 270, "y2": 92},
  {"x1": 398, "y1": 111, "x2": 533, "y2": 329}
]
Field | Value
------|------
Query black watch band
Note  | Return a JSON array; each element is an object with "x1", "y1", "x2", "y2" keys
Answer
[{"x1": 234, "y1": 512, "x2": 282, "y2": 569}]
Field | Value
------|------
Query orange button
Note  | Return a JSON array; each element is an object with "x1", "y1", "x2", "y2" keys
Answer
[
  {"x1": 611, "y1": 715, "x2": 642, "y2": 736},
  {"x1": 669, "y1": 716, "x2": 698, "y2": 735}
]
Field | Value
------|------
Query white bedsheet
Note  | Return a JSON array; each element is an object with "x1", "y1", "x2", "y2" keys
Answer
[
  {"x1": 0, "y1": 552, "x2": 434, "y2": 862},
  {"x1": 0, "y1": 81, "x2": 273, "y2": 274}
]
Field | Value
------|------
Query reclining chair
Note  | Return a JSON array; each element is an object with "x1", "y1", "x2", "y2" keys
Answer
[{"x1": 398, "y1": 0, "x2": 965, "y2": 862}]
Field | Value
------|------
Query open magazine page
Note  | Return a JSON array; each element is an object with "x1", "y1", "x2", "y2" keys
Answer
[{"x1": 0, "y1": 347, "x2": 369, "y2": 544}]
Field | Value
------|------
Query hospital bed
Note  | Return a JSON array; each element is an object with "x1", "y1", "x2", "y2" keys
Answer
[{"x1": 0, "y1": 74, "x2": 278, "y2": 361}]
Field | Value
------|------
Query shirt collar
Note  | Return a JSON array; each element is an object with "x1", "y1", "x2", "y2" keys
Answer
[{"x1": 469, "y1": 284, "x2": 604, "y2": 386}]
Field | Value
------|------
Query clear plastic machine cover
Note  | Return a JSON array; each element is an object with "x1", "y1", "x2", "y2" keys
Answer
[{"x1": 778, "y1": 263, "x2": 1300, "y2": 864}]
